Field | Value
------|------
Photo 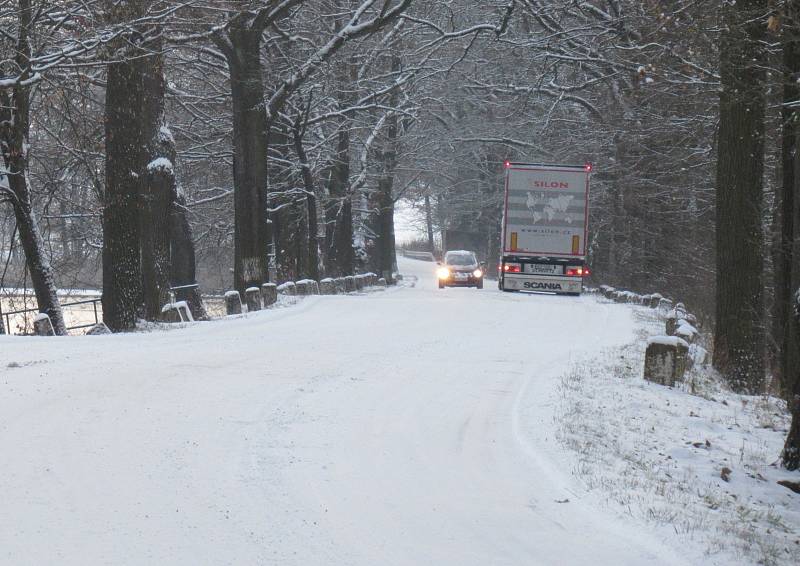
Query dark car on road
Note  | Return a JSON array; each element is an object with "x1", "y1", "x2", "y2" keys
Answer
[{"x1": 437, "y1": 250, "x2": 484, "y2": 289}]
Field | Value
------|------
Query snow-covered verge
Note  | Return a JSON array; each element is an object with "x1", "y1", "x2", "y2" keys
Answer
[{"x1": 556, "y1": 305, "x2": 800, "y2": 566}]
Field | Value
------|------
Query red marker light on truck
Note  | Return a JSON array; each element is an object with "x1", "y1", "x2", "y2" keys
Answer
[
  {"x1": 503, "y1": 264, "x2": 521, "y2": 273},
  {"x1": 504, "y1": 160, "x2": 511, "y2": 168},
  {"x1": 585, "y1": 163, "x2": 593, "y2": 172}
]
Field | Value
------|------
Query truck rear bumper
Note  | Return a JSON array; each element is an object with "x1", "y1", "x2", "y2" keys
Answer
[{"x1": 502, "y1": 274, "x2": 583, "y2": 294}]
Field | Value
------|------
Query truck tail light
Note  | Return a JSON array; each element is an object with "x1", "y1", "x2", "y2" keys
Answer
[
  {"x1": 504, "y1": 263, "x2": 521, "y2": 273},
  {"x1": 566, "y1": 266, "x2": 590, "y2": 277}
]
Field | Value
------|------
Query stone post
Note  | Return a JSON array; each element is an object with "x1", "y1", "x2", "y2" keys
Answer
[
  {"x1": 278, "y1": 282, "x2": 296, "y2": 296},
  {"x1": 225, "y1": 291, "x2": 242, "y2": 315},
  {"x1": 245, "y1": 287, "x2": 262, "y2": 312},
  {"x1": 261, "y1": 283, "x2": 278, "y2": 307},
  {"x1": 295, "y1": 280, "x2": 310, "y2": 296},
  {"x1": 320, "y1": 278, "x2": 336, "y2": 295},
  {"x1": 33, "y1": 313, "x2": 55, "y2": 336},
  {"x1": 644, "y1": 336, "x2": 689, "y2": 386}
]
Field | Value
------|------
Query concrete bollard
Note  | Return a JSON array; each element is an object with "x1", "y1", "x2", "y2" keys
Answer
[
  {"x1": 261, "y1": 283, "x2": 278, "y2": 306},
  {"x1": 377, "y1": 278, "x2": 387, "y2": 288},
  {"x1": 649, "y1": 293, "x2": 663, "y2": 308},
  {"x1": 277, "y1": 281, "x2": 296, "y2": 296},
  {"x1": 334, "y1": 278, "x2": 347, "y2": 294},
  {"x1": 657, "y1": 298, "x2": 673, "y2": 313},
  {"x1": 33, "y1": 313, "x2": 55, "y2": 336},
  {"x1": 225, "y1": 290, "x2": 242, "y2": 315},
  {"x1": 309, "y1": 280, "x2": 320, "y2": 295},
  {"x1": 320, "y1": 278, "x2": 336, "y2": 295},
  {"x1": 644, "y1": 336, "x2": 690, "y2": 386},
  {"x1": 245, "y1": 287, "x2": 262, "y2": 312},
  {"x1": 344, "y1": 276, "x2": 356, "y2": 292}
]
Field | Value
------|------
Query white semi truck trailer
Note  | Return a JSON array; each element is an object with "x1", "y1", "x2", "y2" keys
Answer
[{"x1": 498, "y1": 162, "x2": 592, "y2": 295}]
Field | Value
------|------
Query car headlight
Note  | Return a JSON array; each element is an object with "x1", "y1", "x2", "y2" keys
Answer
[
  {"x1": 437, "y1": 267, "x2": 451, "y2": 279},
  {"x1": 473, "y1": 269, "x2": 483, "y2": 278}
]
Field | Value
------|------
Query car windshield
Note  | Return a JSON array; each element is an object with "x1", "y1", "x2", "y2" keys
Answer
[{"x1": 446, "y1": 253, "x2": 476, "y2": 266}]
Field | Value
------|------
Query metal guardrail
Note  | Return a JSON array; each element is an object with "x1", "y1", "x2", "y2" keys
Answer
[
  {"x1": 168, "y1": 283, "x2": 199, "y2": 304},
  {"x1": 1, "y1": 283, "x2": 202, "y2": 336},
  {"x1": 2, "y1": 297, "x2": 102, "y2": 335}
]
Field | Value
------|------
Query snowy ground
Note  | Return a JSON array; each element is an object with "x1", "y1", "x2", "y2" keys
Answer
[
  {"x1": 555, "y1": 304, "x2": 800, "y2": 566},
  {"x1": 0, "y1": 257, "x2": 762, "y2": 565}
]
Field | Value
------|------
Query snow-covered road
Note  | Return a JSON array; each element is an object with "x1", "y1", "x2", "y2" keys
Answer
[{"x1": 0, "y1": 258, "x2": 688, "y2": 565}]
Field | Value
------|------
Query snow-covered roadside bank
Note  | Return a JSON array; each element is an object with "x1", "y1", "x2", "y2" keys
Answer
[{"x1": 554, "y1": 304, "x2": 800, "y2": 565}]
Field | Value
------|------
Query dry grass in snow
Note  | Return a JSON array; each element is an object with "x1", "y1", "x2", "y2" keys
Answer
[{"x1": 556, "y1": 306, "x2": 800, "y2": 566}]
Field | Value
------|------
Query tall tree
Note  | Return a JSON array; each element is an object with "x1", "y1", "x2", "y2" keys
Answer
[
  {"x1": 102, "y1": 4, "x2": 150, "y2": 331},
  {"x1": 203, "y1": 0, "x2": 412, "y2": 290},
  {"x1": 0, "y1": 0, "x2": 66, "y2": 335},
  {"x1": 713, "y1": 0, "x2": 769, "y2": 393}
]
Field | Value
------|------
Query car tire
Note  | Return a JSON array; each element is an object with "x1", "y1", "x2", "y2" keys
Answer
[
  {"x1": 476, "y1": 280, "x2": 483, "y2": 289},
  {"x1": 438, "y1": 281, "x2": 445, "y2": 289}
]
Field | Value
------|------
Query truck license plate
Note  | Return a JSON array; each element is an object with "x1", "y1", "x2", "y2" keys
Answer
[{"x1": 526, "y1": 264, "x2": 562, "y2": 275}]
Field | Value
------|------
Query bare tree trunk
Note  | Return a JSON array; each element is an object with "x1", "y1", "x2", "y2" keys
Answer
[
  {"x1": 293, "y1": 117, "x2": 320, "y2": 281},
  {"x1": 425, "y1": 194, "x2": 435, "y2": 253},
  {"x1": 0, "y1": 0, "x2": 65, "y2": 335},
  {"x1": 140, "y1": 39, "x2": 173, "y2": 321},
  {"x1": 785, "y1": 288, "x2": 800, "y2": 469},
  {"x1": 370, "y1": 111, "x2": 398, "y2": 281},
  {"x1": 713, "y1": 0, "x2": 768, "y2": 394},
  {"x1": 170, "y1": 195, "x2": 208, "y2": 320},
  {"x1": 103, "y1": 44, "x2": 146, "y2": 331},
  {"x1": 776, "y1": 2, "x2": 800, "y2": 400},
  {"x1": 325, "y1": 124, "x2": 354, "y2": 276},
  {"x1": 218, "y1": 27, "x2": 270, "y2": 294}
]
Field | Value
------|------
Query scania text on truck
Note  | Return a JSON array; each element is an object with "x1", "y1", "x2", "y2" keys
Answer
[{"x1": 499, "y1": 162, "x2": 592, "y2": 295}]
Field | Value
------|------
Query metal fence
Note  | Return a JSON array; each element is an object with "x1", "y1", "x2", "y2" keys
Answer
[{"x1": 1, "y1": 297, "x2": 102, "y2": 336}]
